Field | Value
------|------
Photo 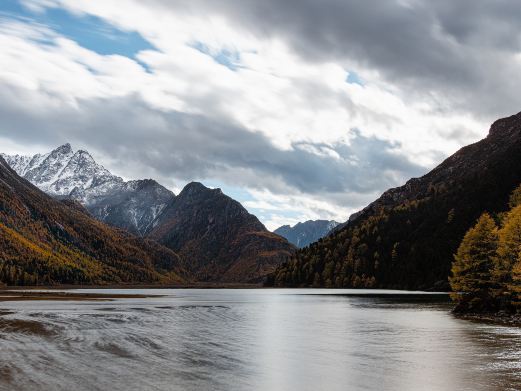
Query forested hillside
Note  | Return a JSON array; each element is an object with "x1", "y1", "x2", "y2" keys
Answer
[
  {"x1": 0, "y1": 157, "x2": 185, "y2": 286},
  {"x1": 149, "y1": 182, "x2": 295, "y2": 282},
  {"x1": 268, "y1": 112, "x2": 521, "y2": 290}
]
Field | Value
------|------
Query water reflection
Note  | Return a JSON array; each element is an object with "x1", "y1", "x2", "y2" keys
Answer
[{"x1": 0, "y1": 289, "x2": 520, "y2": 391}]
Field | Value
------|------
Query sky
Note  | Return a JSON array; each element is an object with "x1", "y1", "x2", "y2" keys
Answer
[{"x1": 0, "y1": 0, "x2": 520, "y2": 230}]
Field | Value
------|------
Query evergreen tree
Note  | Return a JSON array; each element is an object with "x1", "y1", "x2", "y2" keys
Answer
[
  {"x1": 449, "y1": 213, "x2": 498, "y2": 312},
  {"x1": 509, "y1": 184, "x2": 521, "y2": 209},
  {"x1": 495, "y1": 205, "x2": 521, "y2": 309},
  {"x1": 511, "y1": 256, "x2": 521, "y2": 308}
]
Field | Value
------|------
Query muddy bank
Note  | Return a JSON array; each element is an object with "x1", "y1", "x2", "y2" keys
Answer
[
  {"x1": 0, "y1": 317, "x2": 56, "y2": 337},
  {"x1": 3, "y1": 282, "x2": 261, "y2": 290},
  {"x1": 0, "y1": 290, "x2": 159, "y2": 302}
]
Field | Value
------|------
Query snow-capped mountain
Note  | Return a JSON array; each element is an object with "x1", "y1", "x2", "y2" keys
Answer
[
  {"x1": 274, "y1": 220, "x2": 340, "y2": 248},
  {"x1": 2, "y1": 143, "x2": 117, "y2": 196},
  {"x1": 2, "y1": 144, "x2": 174, "y2": 236}
]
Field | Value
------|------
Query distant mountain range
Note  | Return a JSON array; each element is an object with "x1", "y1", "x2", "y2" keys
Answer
[
  {"x1": 2, "y1": 144, "x2": 173, "y2": 236},
  {"x1": 269, "y1": 112, "x2": 521, "y2": 291},
  {"x1": 0, "y1": 155, "x2": 185, "y2": 286},
  {"x1": 1, "y1": 144, "x2": 294, "y2": 284},
  {"x1": 274, "y1": 220, "x2": 339, "y2": 248}
]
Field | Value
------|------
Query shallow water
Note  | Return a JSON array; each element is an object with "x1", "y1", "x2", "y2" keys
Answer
[{"x1": 0, "y1": 289, "x2": 520, "y2": 391}]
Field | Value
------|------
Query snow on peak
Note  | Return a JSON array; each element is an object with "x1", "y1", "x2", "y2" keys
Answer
[
  {"x1": 1, "y1": 144, "x2": 121, "y2": 197},
  {"x1": 1, "y1": 144, "x2": 175, "y2": 236}
]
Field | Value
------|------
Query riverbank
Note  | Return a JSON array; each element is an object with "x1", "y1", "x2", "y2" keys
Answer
[
  {"x1": 454, "y1": 312, "x2": 521, "y2": 327},
  {"x1": 0, "y1": 290, "x2": 158, "y2": 302},
  {"x1": 1, "y1": 282, "x2": 262, "y2": 291}
]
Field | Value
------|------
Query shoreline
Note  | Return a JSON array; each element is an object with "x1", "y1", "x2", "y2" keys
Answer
[
  {"x1": 454, "y1": 312, "x2": 521, "y2": 327},
  {"x1": 0, "y1": 290, "x2": 160, "y2": 302},
  {"x1": 1, "y1": 282, "x2": 263, "y2": 291}
]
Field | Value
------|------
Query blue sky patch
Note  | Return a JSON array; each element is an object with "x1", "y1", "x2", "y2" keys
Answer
[
  {"x1": 190, "y1": 41, "x2": 241, "y2": 71},
  {"x1": 1, "y1": 0, "x2": 155, "y2": 62},
  {"x1": 346, "y1": 71, "x2": 365, "y2": 86}
]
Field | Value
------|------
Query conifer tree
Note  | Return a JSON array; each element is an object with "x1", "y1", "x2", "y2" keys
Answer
[
  {"x1": 511, "y1": 256, "x2": 521, "y2": 309},
  {"x1": 495, "y1": 205, "x2": 521, "y2": 309},
  {"x1": 450, "y1": 213, "x2": 498, "y2": 312},
  {"x1": 509, "y1": 184, "x2": 521, "y2": 209}
]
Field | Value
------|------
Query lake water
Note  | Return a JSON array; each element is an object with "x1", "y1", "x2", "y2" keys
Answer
[{"x1": 0, "y1": 289, "x2": 520, "y2": 391}]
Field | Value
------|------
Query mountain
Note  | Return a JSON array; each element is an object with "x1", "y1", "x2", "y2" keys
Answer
[
  {"x1": 2, "y1": 144, "x2": 174, "y2": 236},
  {"x1": 268, "y1": 112, "x2": 521, "y2": 291},
  {"x1": 0, "y1": 156, "x2": 185, "y2": 286},
  {"x1": 274, "y1": 220, "x2": 339, "y2": 248},
  {"x1": 2, "y1": 144, "x2": 295, "y2": 283},
  {"x1": 149, "y1": 182, "x2": 295, "y2": 282}
]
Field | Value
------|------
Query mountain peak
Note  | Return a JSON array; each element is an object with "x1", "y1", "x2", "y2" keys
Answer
[
  {"x1": 488, "y1": 112, "x2": 521, "y2": 138},
  {"x1": 271, "y1": 111, "x2": 521, "y2": 290},
  {"x1": 149, "y1": 183, "x2": 294, "y2": 282},
  {"x1": 1, "y1": 144, "x2": 174, "y2": 237},
  {"x1": 274, "y1": 219, "x2": 340, "y2": 248},
  {"x1": 179, "y1": 182, "x2": 213, "y2": 198},
  {"x1": 73, "y1": 149, "x2": 95, "y2": 162},
  {"x1": 54, "y1": 143, "x2": 72, "y2": 154}
]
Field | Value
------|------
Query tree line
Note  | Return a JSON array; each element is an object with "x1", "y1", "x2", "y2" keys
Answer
[{"x1": 450, "y1": 185, "x2": 521, "y2": 313}]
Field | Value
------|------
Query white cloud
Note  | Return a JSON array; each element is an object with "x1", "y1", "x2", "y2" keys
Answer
[{"x1": 0, "y1": 0, "x2": 499, "y2": 228}]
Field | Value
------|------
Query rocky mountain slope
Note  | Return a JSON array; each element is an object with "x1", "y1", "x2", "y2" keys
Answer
[
  {"x1": 2, "y1": 144, "x2": 174, "y2": 236},
  {"x1": 149, "y1": 182, "x2": 295, "y2": 282},
  {"x1": 0, "y1": 156, "x2": 185, "y2": 286},
  {"x1": 3, "y1": 145, "x2": 296, "y2": 283},
  {"x1": 268, "y1": 112, "x2": 521, "y2": 290},
  {"x1": 274, "y1": 220, "x2": 339, "y2": 248}
]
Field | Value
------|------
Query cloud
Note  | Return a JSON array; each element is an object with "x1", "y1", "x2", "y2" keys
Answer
[
  {"x1": 0, "y1": 84, "x2": 424, "y2": 196},
  {"x1": 0, "y1": 0, "x2": 510, "y2": 227},
  {"x1": 138, "y1": 0, "x2": 521, "y2": 118}
]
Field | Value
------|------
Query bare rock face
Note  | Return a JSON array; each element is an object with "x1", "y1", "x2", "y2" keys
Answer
[
  {"x1": 2, "y1": 144, "x2": 174, "y2": 236},
  {"x1": 149, "y1": 182, "x2": 295, "y2": 283},
  {"x1": 274, "y1": 220, "x2": 339, "y2": 248}
]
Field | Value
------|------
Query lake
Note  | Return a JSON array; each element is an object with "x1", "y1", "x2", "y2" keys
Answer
[{"x1": 0, "y1": 289, "x2": 520, "y2": 391}]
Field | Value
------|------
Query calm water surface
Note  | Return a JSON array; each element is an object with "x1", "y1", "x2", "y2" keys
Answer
[{"x1": 0, "y1": 289, "x2": 520, "y2": 391}]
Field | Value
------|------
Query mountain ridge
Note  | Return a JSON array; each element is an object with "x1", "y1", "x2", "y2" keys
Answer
[
  {"x1": 269, "y1": 111, "x2": 521, "y2": 290},
  {"x1": 149, "y1": 181, "x2": 296, "y2": 282},
  {"x1": 274, "y1": 220, "x2": 339, "y2": 248},
  {"x1": 2, "y1": 146, "x2": 295, "y2": 283},
  {"x1": 0, "y1": 155, "x2": 185, "y2": 286},
  {"x1": 2, "y1": 144, "x2": 174, "y2": 236}
]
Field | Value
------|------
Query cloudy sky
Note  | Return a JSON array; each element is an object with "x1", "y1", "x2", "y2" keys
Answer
[{"x1": 0, "y1": 0, "x2": 520, "y2": 230}]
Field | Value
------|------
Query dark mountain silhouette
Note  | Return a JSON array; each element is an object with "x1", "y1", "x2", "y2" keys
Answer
[
  {"x1": 268, "y1": 112, "x2": 521, "y2": 290},
  {"x1": 149, "y1": 182, "x2": 295, "y2": 282}
]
